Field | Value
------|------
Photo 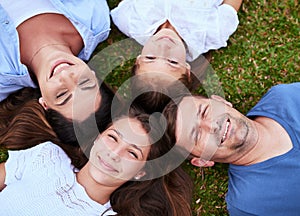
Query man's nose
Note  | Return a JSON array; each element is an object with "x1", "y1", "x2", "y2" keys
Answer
[{"x1": 200, "y1": 120, "x2": 219, "y2": 134}]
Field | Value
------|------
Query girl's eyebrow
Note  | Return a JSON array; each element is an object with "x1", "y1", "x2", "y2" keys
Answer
[
  {"x1": 81, "y1": 82, "x2": 97, "y2": 91},
  {"x1": 109, "y1": 128, "x2": 145, "y2": 159},
  {"x1": 109, "y1": 128, "x2": 123, "y2": 138}
]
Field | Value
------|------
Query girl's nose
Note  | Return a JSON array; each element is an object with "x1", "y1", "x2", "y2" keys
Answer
[{"x1": 107, "y1": 148, "x2": 122, "y2": 162}]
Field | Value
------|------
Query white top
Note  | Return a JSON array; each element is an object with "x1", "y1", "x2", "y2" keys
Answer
[
  {"x1": 0, "y1": 0, "x2": 60, "y2": 27},
  {"x1": 0, "y1": 142, "x2": 116, "y2": 216},
  {"x1": 111, "y1": 0, "x2": 239, "y2": 61}
]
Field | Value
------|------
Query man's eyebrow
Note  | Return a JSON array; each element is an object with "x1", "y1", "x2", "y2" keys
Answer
[
  {"x1": 57, "y1": 94, "x2": 72, "y2": 106},
  {"x1": 196, "y1": 104, "x2": 202, "y2": 117},
  {"x1": 190, "y1": 126, "x2": 199, "y2": 145}
]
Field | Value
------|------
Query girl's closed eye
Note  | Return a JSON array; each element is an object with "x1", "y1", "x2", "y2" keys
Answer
[
  {"x1": 128, "y1": 150, "x2": 138, "y2": 159},
  {"x1": 145, "y1": 55, "x2": 156, "y2": 60},
  {"x1": 202, "y1": 105, "x2": 209, "y2": 119},
  {"x1": 78, "y1": 78, "x2": 90, "y2": 86},
  {"x1": 56, "y1": 90, "x2": 67, "y2": 98},
  {"x1": 108, "y1": 134, "x2": 118, "y2": 142},
  {"x1": 78, "y1": 78, "x2": 96, "y2": 89},
  {"x1": 167, "y1": 59, "x2": 179, "y2": 65}
]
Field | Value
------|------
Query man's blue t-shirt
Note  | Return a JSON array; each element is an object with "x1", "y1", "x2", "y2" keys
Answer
[{"x1": 226, "y1": 82, "x2": 300, "y2": 216}]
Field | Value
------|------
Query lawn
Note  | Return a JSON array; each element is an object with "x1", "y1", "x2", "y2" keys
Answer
[
  {"x1": 1, "y1": 0, "x2": 299, "y2": 215},
  {"x1": 96, "y1": 1, "x2": 299, "y2": 215},
  {"x1": 100, "y1": 1, "x2": 299, "y2": 215}
]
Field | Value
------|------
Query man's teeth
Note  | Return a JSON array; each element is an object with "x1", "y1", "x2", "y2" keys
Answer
[{"x1": 221, "y1": 121, "x2": 230, "y2": 142}]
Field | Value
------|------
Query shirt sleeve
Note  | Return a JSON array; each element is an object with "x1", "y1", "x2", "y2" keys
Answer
[
  {"x1": 4, "y1": 142, "x2": 69, "y2": 186},
  {"x1": 110, "y1": 0, "x2": 134, "y2": 38},
  {"x1": 217, "y1": 4, "x2": 239, "y2": 42},
  {"x1": 227, "y1": 202, "x2": 257, "y2": 216},
  {"x1": 203, "y1": 3, "x2": 239, "y2": 52},
  {"x1": 4, "y1": 146, "x2": 37, "y2": 185}
]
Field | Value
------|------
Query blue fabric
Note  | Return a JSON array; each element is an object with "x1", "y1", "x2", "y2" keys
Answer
[
  {"x1": 0, "y1": 0, "x2": 110, "y2": 102},
  {"x1": 226, "y1": 83, "x2": 300, "y2": 216}
]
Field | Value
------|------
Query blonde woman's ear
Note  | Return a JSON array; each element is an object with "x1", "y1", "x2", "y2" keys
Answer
[{"x1": 38, "y1": 97, "x2": 49, "y2": 110}]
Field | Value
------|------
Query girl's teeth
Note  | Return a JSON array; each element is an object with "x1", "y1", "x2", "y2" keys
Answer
[{"x1": 53, "y1": 63, "x2": 69, "y2": 74}]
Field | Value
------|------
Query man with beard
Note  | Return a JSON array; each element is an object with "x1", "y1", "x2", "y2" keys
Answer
[{"x1": 163, "y1": 82, "x2": 300, "y2": 216}]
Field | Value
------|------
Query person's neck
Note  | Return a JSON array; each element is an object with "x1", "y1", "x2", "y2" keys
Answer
[
  {"x1": 156, "y1": 20, "x2": 181, "y2": 37},
  {"x1": 232, "y1": 117, "x2": 292, "y2": 165},
  {"x1": 17, "y1": 13, "x2": 83, "y2": 73},
  {"x1": 76, "y1": 163, "x2": 116, "y2": 205}
]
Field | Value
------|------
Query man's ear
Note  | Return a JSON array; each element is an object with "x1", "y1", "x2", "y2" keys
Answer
[
  {"x1": 210, "y1": 95, "x2": 232, "y2": 107},
  {"x1": 134, "y1": 170, "x2": 146, "y2": 180},
  {"x1": 190, "y1": 158, "x2": 215, "y2": 167},
  {"x1": 38, "y1": 97, "x2": 49, "y2": 110}
]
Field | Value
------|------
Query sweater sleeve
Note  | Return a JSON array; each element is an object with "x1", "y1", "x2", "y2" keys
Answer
[
  {"x1": 110, "y1": 0, "x2": 134, "y2": 38},
  {"x1": 203, "y1": 3, "x2": 239, "y2": 52},
  {"x1": 217, "y1": 4, "x2": 239, "y2": 42},
  {"x1": 5, "y1": 145, "x2": 38, "y2": 185},
  {"x1": 4, "y1": 142, "x2": 70, "y2": 186}
]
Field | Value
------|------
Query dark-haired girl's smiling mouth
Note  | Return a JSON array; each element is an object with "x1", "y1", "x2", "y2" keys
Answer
[{"x1": 50, "y1": 62, "x2": 73, "y2": 78}]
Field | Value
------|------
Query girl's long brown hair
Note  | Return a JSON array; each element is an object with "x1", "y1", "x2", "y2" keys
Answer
[
  {"x1": 109, "y1": 110, "x2": 193, "y2": 216},
  {"x1": 1, "y1": 88, "x2": 193, "y2": 215},
  {"x1": 0, "y1": 88, "x2": 87, "y2": 168}
]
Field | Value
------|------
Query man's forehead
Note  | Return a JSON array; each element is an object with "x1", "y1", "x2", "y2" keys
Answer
[
  {"x1": 174, "y1": 118, "x2": 195, "y2": 155},
  {"x1": 175, "y1": 96, "x2": 206, "y2": 145},
  {"x1": 178, "y1": 95, "x2": 206, "y2": 110},
  {"x1": 175, "y1": 97, "x2": 195, "y2": 138}
]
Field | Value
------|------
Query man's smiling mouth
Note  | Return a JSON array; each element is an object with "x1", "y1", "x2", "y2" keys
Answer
[{"x1": 221, "y1": 119, "x2": 230, "y2": 144}]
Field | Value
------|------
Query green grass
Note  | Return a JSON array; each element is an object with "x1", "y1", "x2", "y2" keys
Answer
[
  {"x1": 1, "y1": 0, "x2": 299, "y2": 215},
  {"x1": 100, "y1": 1, "x2": 299, "y2": 215}
]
